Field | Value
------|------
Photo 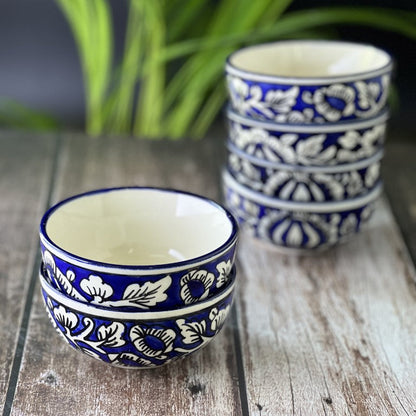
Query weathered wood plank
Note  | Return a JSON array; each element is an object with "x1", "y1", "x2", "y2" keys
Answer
[
  {"x1": 0, "y1": 132, "x2": 56, "y2": 411},
  {"x1": 10, "y1": 134, "x2": 242, "y2": 416},
  {"x1": 235, "y1": 197, "x2": 416, "y2": 415}
]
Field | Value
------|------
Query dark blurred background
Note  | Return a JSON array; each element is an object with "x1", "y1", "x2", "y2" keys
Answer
[{"x1": 0, "y1": 0, "x2": 414, "y2": 137}]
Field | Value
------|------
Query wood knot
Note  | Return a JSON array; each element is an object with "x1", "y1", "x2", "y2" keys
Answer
[
  {"x1": 39, "y1": 370, "x2": 59, "y2": 387},
  {"x1": 256, "y1": 403, "x2": 263, "y2": 411},
  {"x1": 187, "y1": 381, "x2": 205, "y2": 398},
  {"x1": 323, "y1": 396, "x2": 333, "y2": 405}
]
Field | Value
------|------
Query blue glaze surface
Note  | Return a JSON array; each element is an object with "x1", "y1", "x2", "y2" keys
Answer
[
  {"x1": 40, "y1": 267, "x2": 236, "y2": 369},
  {"x1": 41, "y1": 243, "x2": 237, "y2": 311},
  {"x1": 39, "y1": 187, "x2": 239, "y2": 311},
  {"x1": 223, "y1": 171, "x2": 381, "y2": 250},
  {"x1": 227, "y1": 143, "x2": 383, "y2": 202},
  {"x1": 227, "y1": 109, "x2": 388, "y2": 167}
]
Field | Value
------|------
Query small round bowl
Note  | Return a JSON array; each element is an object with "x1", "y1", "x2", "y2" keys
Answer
[
  {"x1": 39, "y1": 265, "x2": 236, "y2": 369},
  {"x1": 227, "y1": 141, "x2": 383, "y2": 202},
  {"x1": 227, "y1": 106, "x2": 388, "y2": 167},
  {"x1": 40, "y1": 187, "x2": 238, "y2": 311},
  {"x1": 222, "y1": 170, "x2": 381, "y2": 250},
  {"x1": 225, "y1": 40, "x2": 393, "y2": 123}
]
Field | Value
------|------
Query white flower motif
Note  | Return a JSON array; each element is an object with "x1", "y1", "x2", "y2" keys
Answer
[
  {"x1": 365, "y1": 163, "x2": 380, "y2": 188},
  {"x1": 130, "y1": 325, "x2": 175, "y2": 359},
  {"x1": 336, "y1": 149, "x2": 360, "y2": 163},
  {"x1": 345, "y1": 171, "x2": 363, "y2": 197},
  {"x1": 80, "y1": 275, "x2": 113, "y2": 302},
  {"x1": 355, "y1": 80, "x2": 381, "y2": 110},
  {"x1": 228, "y1": 76, "x2": 250, "y2": 114},
  {"x1": 361, "y1": 203, "x2": 376, "y2": 222},
  {"x1": 177, "y1": 319, "x2": 207, "y2": 345},
  {"x1": 243, "y1": 198, "x2": 260, "y2": 217},
  {"x1": 97, "y1": 322, "x2": 126, "y2": 347},
  {"x1": 209, "y1": 306, "x2": 231, "y2": 332},
  {"x1": 180, "y1": 269, "x2": 215, "y2": 304},
  {"x1": 258, "y1": 210, "x2": 322, "y2": 248},
  {"x1": 286, "y1": 222, "x2": 304, "y2": 246},
  {"x1": 339, "y1": 214, "x2": 358, "y2": 236},
  {"x1": 53, "y1": 305, "x2": 78, "y2": 330},
  {"x1": 264, "y1": 86, "x2": 299, "y2": 113},
  {"x1": 275, "y1": 108, "x2": 314, "y2": 123},
  {"x1": 216, "y1": 260, "x2": 232, "y2": 289},
  {"x1": 295, "y1": 134, "x2": 326, "y2": 162},
  {"x1": 362, "y1": 125, "x2": 386, "y2": 149},
  {"x1": 229, "y1": 189, "x2": 241, "y2": 208},
  {"x1": 304, "y1": 84, "x2": 356, "y2": 122},
  {"x1": 338, "y1": 130, "x2": 360, "y2": 150},
  {"x1": 42, "y1": 250, "x2": 56, "y2": 275},
  {"x1": 314, "y1": 173, "x2": 344, "y2": 200}
]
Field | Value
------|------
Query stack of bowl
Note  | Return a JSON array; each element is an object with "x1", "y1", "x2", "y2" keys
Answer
[
  {"x1": 223, "y1": 40, "x2": 393, "y2": 251},
  {"x1": 38, "y1": 187, "x2": 239, "y2": 369}
]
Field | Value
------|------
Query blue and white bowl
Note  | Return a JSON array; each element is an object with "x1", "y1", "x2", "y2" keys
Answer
[
  {"x1": 223, "y1": 170, "x2": 381, "y2": 250},
  {"x1": 227, "y1": 141, "x2": 383, "y2": 202},
  {"x1": 225, "y1": 40, "x2": 393, "y2": 123},
  {"x1": 40, "y1": 187, "x2": 238, "y2": 311},
  {"x1": 40, "y1": 264, "x2": 236, "y2": 369},
  {"x1": 227, "y1": 106, "x2": 388, "y2": 167}
]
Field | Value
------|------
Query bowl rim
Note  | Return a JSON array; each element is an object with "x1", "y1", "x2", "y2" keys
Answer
[
  {"x1": 226, "y1": 105, "x2": 389, "y2": 133},
  {"x1": 40, "y1": 264, "x2": 236, "y2": 320},
  {"x1": 40, "y1": 186, "x2": 239, "y2": 275},
  {"x1": 225, "y1": 39, "x2": 393, "y2": 85},
  {"x1": 226, "y1": 140, "x2": 384, "y2": 172},
  {"x1": 223, "y1": 169, "x2": 382, "y2": 212}
]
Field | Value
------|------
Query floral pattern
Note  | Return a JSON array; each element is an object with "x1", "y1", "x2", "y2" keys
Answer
[
  {"x1": 228, "y1": 120, "x2": 386, "y2": 167},
  {"x1": 227, "y1": 152, "x2": 382, "y2": 202},
  {"x1": 226, "y1": 74, "x2": 390, "y2": 123},
  {"x1": 42, "y1": 287, "x2": 234, "y2": 369},
  {"x1": 224, "y1": 184, "x2": 379, "y2": 250},
  {"x1": 180, "y1": 269, "x2": 215, "y2": 304},
  {"x1": 41, "y1": 247, "x2": 236, "y2": 311}
]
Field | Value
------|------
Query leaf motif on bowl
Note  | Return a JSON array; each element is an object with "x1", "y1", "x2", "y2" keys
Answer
[
  {"x1": 209, "y1": 306, "x2": 231, "y2": 332},
  {"x1": 97, "y1": 322, "x2": 126, "y2": 348},
  {"x1": 264, "y1": 86, "x2": 299, "y2": 113}
]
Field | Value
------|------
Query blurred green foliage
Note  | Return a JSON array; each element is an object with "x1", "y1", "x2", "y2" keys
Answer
[{"x1": 3, "y1": 1, "x2": 416, "y2": 138}]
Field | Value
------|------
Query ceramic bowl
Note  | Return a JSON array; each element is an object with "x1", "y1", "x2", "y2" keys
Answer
[
  {"x1": 222, "y1": 170, "x2": 381, "y2": 250},
  {"x1": 40, "y1": 187, "x2": 238, "y2": 311},
  {"x1": 226, "y1": 141, "x2": 383, "y2": 202},
  {"x1": 39, "y1": 264, "x2": 236, "y2": 369},
  {"x1": 225, "y1": 40, "x2": 393, "y2": 123},
  {"x1": 227, "y1": 106, "x2": 388, "y2": 167}
]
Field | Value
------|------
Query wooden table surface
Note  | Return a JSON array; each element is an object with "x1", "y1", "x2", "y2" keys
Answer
[{"x1": 1, "y1": 128, "x2": 415, "y2": 416}]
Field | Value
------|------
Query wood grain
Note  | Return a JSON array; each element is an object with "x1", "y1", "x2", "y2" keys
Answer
[
  {"x1": 0, "y1": 132, "x2": 56, "y2": 411},
  {"x1": 3, "y1": 131, "x2": 416, "y2": 416},
  {"x1": 235, "y1": 197, "x2": 416, "y2": 415},
  {"x1": 10, "y1": 134, "x2": 242, "y2": 416}
]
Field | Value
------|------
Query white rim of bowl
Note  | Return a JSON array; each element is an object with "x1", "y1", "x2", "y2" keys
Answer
[
  {"x1": 40, "y1": 187, "x2": 239, "y2": 276},
  {"x1": 40, "y1": 266, "x2": 236, "y2": 320},
  {"x1": 225, "y1": 40, "x2": 393, "y2": 85},
  {"x1": 226, "y1": 141, "x2": 384, "y2": 173},
  {"x1": 223, "y1": 169, "x2": 382, "y2": 212},
  {"x1": 226, "y1": 106, "x2": 389, "y2": 133}
]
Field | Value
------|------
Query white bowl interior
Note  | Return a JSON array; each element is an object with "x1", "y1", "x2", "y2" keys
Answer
[
  {"x1": 45, "y1": 189, "x2": 234, "y2": 265},
  {"x1": 229, "y1": 41, "x2": 391, "y2": 78}
]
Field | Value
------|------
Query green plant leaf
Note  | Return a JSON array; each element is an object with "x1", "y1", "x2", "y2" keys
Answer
[{"x1": 0, "y1": 99, "x2": 60, "y2": 131}]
